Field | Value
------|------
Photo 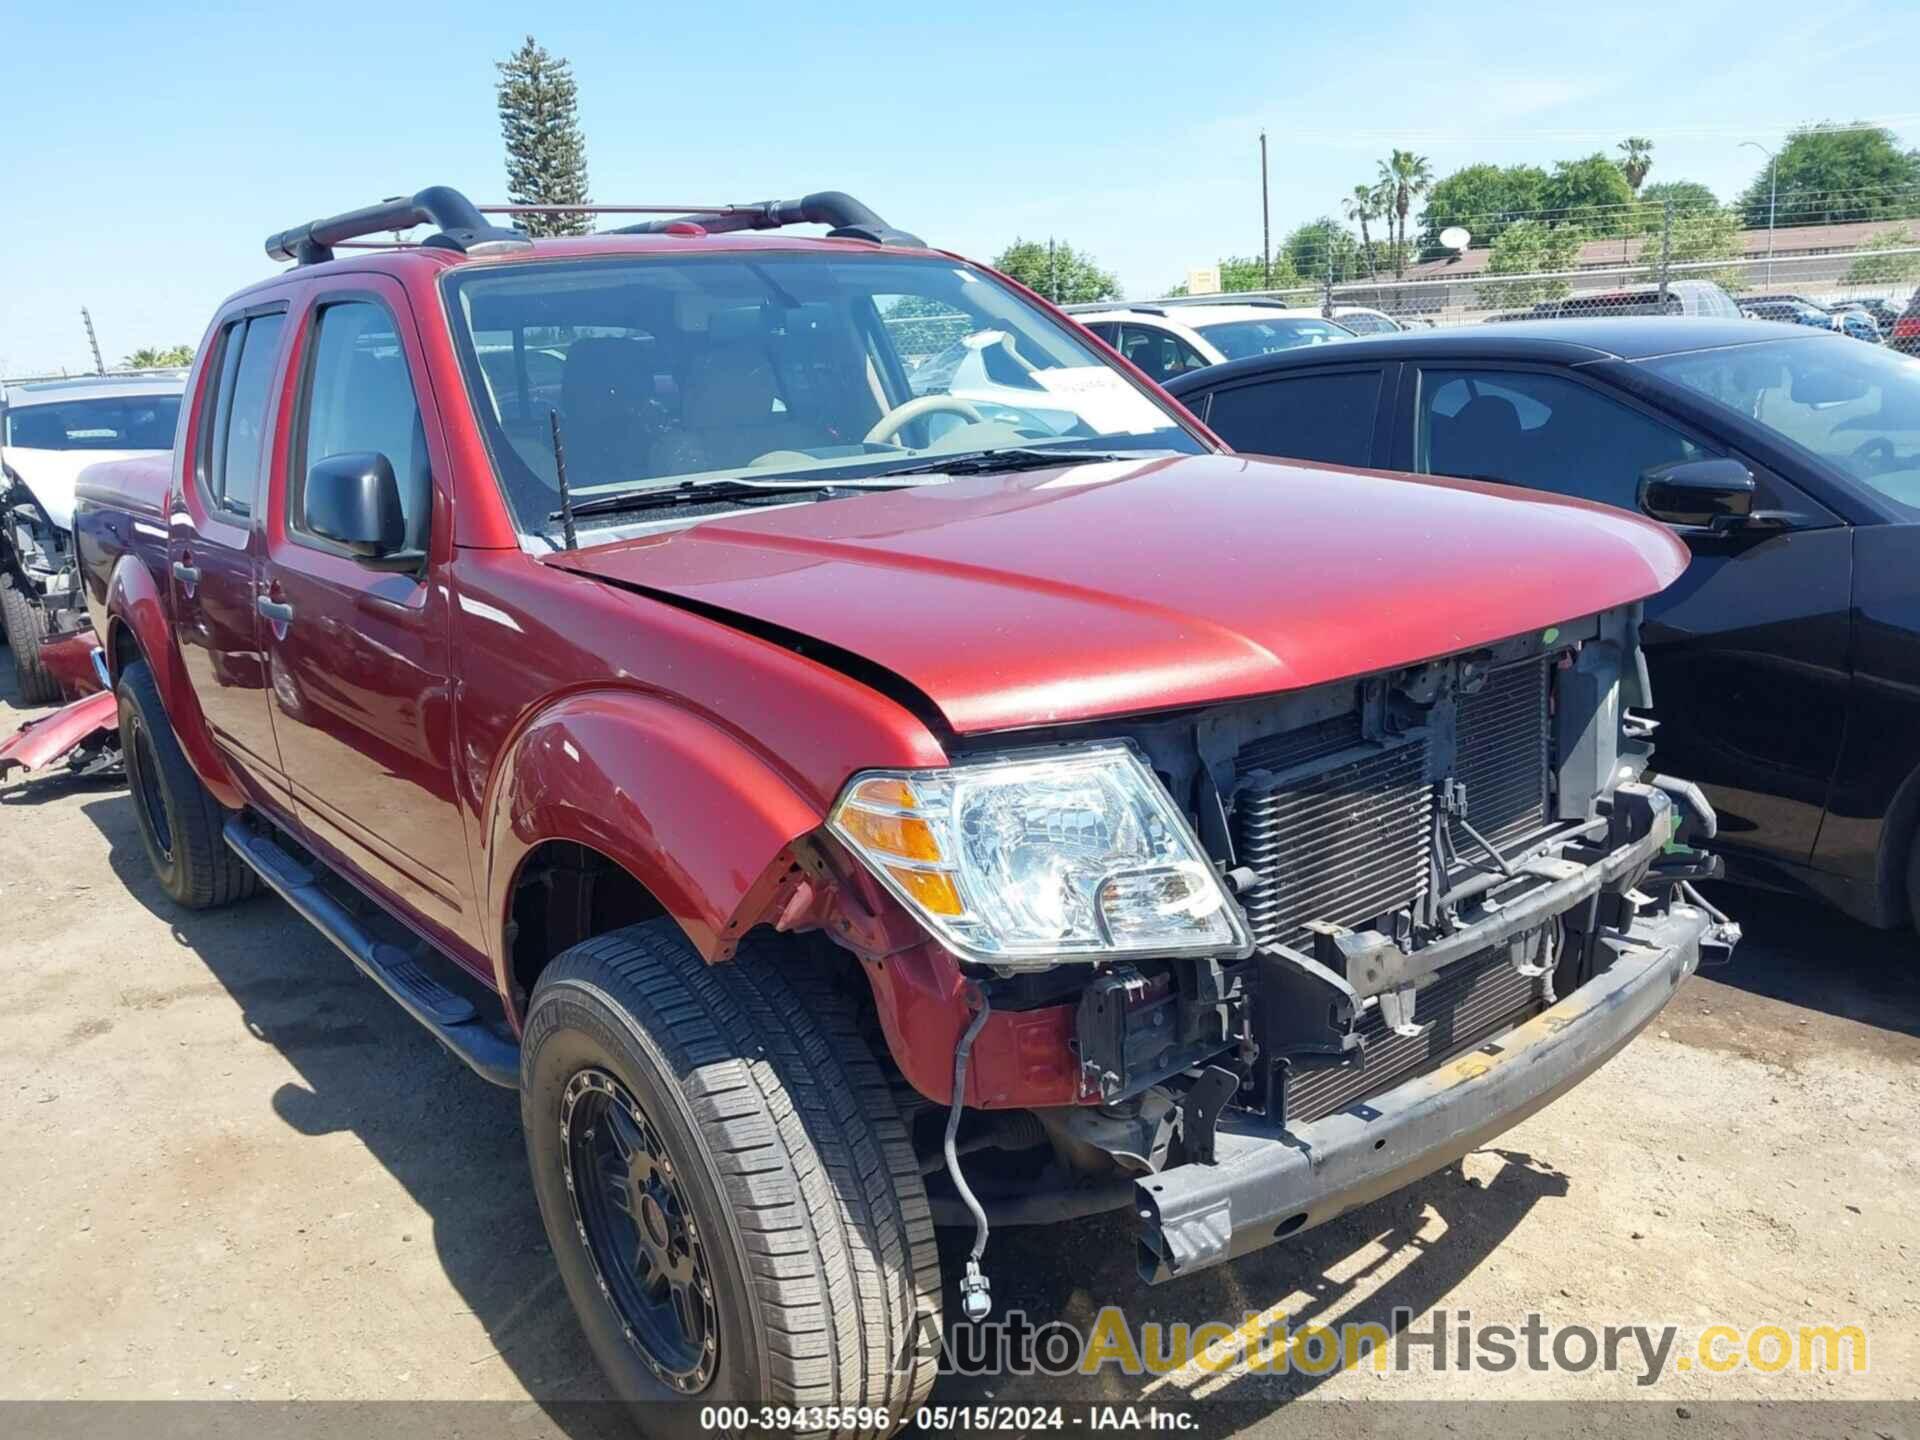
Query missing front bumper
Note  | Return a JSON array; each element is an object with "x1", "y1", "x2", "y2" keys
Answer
[{"x1": 1135, "y1": 901, "x2": 1714, "y2": 1284}]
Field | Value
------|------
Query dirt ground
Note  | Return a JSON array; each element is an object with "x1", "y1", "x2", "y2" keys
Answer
[{"x1": 2, "y1": 659, "x2": 1917, "y2": 1435}]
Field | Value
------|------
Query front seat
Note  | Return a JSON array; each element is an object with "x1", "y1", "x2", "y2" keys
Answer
[
  {"x1": 559, "y1": 338, "x2": 656, "y2": 486},
  {"x1": 652, "y1": 339, "x2": 828, "y2": 475}
]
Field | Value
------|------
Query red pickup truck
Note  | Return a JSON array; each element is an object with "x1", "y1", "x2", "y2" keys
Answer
[{"x1": 72, "y1": 185, "x2": 1735, "y2": 1428}]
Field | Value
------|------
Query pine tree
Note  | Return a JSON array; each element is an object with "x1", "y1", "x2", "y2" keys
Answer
[{"x1": 495, "y1": 37, "x2": 591, "y2": 238}]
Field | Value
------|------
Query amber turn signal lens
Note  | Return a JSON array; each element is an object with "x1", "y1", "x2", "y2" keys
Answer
[
  {"x1": 888, "y1": 865, "x2": 964, "y2": 916},
  {"x1": 837, "y1": 807, "x2": 942, "y2": 863}
]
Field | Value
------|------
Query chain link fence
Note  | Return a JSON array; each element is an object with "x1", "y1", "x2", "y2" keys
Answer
[{"x1": 1150, "y1": 186, "x2": 1920, "y2": 337}]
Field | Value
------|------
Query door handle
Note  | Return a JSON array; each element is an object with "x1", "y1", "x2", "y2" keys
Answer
[
  {"x1": 256, "y1": 597, "x2": 295, "y2": 626},
  {"x1": 172, "y1": 561, "x2": 200, "y2": 586}
]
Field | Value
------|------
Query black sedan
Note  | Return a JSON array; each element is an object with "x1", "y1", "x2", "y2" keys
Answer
[{"x1": 1168, "y1": 318, "x2": 1920, "y2": 935}]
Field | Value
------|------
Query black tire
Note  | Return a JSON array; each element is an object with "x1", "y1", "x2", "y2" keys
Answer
[
  {"x1": 521, "y1": 921, "x2": 942, "y2": 1436},
  {"x1": 1908, "y1": 833, "x2": 1920, "y2": 937},
  {"x1": 117, "y1": 658, "x2": 256, "y2": 909},
  {"x1": 1, "y1": 576, "x2": 59, "y2": 705}
]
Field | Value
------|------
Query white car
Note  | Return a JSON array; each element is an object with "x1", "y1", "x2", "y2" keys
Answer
[
  {"x1": 1071, "y1": 302, "x2": 1356, "y2": 383},
  {"x1": 1328, "y1": 304, "x2": 1405, "y2": 336},
  {"x1": 1, "y1": 374, "x2": 183, "y2": 700}
]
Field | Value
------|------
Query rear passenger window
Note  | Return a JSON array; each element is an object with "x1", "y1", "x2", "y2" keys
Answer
[
  {"x1": 197, "y1": 313, "x2": 285, "y2": 519},
  {"x1": 296, "y1": 301, "x2": 429, "y2": 552},
  {"x1": 1415, "y1": 369, "x2": 1703, "y2": 511},
  {"x1": 1204, "y1": 371, "x2": 1380, "y2": 466}
]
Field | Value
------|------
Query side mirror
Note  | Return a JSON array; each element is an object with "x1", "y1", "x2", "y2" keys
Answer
[
  {"x1": 1638, "y1": 458, "x2": 1756, "y2": 529},
  {"x1": 305, "y1": 451, "x2": 406, "y2": 559}
]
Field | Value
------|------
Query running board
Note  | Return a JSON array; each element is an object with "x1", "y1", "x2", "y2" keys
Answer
[{"x1": 223, "y1": 819, "x2": 520, "y2": 1089}]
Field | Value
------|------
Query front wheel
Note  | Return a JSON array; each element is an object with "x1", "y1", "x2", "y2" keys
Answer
[{"x1": 521, "y1": 922, "x2": 942, "y2": 1435}]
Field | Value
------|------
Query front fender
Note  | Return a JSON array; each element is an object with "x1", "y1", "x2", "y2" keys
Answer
[
  {"x1": 104, "y1": 551, "x2": 244, "y2": 809},
  {"x1": 482, "y1": 689, "x2": 824, "y2": 976}
]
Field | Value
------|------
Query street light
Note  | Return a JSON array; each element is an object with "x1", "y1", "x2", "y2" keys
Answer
[{"x1": 1741, "y1": 140, "x2": 1777, "y2": 287}]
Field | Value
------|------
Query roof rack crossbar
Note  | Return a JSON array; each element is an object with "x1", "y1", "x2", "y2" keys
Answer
[
  {"x1": 266, "y1": 186, "x2": 531, "y2": 266},
  {"x1": 610, "y1": 190, "x2": 922, "y2": 248}
]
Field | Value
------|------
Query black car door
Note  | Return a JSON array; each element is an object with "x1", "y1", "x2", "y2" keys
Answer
[{"x1": 1389, "y1": 361, "x2": 1851, "y2": 874}]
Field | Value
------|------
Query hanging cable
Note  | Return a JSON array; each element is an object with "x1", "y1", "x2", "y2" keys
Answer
[{"x1": 945, "y1": 994, "x2": 994, "y2": 1321}]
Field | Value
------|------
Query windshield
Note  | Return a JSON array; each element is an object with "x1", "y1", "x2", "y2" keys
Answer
[
  {"x1": 1194, "y1": 316, "x2": 1354, "y2": 360},
  {"x1": 1642, "y1": 337, "x2": 1920, "y2": 515},
  {"x1": 445, "y1": 253, "x2": 1203, "y2": 540},
  {"x1": 4, "y1": 393, "x2": 181, "y2": 451}
]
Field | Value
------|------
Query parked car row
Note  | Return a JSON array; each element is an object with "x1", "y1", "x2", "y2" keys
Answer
[{"x1": 10, "y1": 183, "x2": 1738, "y2": 1435}]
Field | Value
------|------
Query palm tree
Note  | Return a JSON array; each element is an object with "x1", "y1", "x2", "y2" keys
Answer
[
  {"x1": 1376, "y1": 149, "x2": 1434, "y2": 277},
  {"x1": 1618, "y1": 136, "x2": 1654, "y2": 194},
  {"x1": 1343, "y1": 183, "x2": 1381, "y2": 279}
]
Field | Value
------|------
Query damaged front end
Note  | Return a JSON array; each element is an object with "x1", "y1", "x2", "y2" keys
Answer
[{"x1": 819, "y1": 603, "x2": 1737, "y2": 1289}]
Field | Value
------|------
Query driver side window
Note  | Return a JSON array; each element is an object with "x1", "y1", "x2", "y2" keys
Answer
[{"x1": 1118, "y1": 324, "x2": 1208, "y2": 382}]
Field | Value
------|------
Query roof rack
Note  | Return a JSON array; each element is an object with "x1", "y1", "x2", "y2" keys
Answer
[
  {"x1": 266, "y1": 186, "x2": 531, "y2": 266},
  {"x1": 606, "y1": 191, "x2": 923, "y2": 248}
]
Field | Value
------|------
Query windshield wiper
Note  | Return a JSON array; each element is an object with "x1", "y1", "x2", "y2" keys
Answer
[
  {"x1": 552, "y1": 475, "x2": 913, "y2": 521},
  {"x1": 871, "y1": 447, "x2": 1156, "y2": 478}
]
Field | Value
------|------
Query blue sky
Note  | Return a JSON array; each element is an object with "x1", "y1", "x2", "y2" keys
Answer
[{"x1": 3, "y1": 0, "x2": 1916, "y2": 374}]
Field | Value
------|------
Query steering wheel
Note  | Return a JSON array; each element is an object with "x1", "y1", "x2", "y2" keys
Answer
[
  {"x1": 864, "y1": 395, "x2": 983, "y2": 446},
  {"x1": 1851, "y1": 435, "x2": 1899, "y2": 472}
]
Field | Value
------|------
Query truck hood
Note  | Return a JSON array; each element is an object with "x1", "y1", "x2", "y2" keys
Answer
[
  {"x1": 552, "y1": 453, "x2": 1688, "y2": 734},
  {"x1": 4, "y1": 447, "x2": 165, "y2": 531}
]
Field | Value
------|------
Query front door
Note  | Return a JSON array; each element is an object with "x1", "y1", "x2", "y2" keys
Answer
[
  {"x1": 169, "y1": 307, "x2": 290, "y2": 813},
  {"x1": 1399, "y1": 363, "x2": 1851, "y2": 869},
  {"x1": 260, "y1": 284, "x2": 476, "y2": 951}
]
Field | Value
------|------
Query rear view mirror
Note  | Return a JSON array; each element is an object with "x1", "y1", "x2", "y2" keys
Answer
[
  {"x1": 1638, "y1": 458, "x2": 1756, "y2": 529},
  {"x1": 306, "y1": 451, "x2": 406, "y2": 559},
  {"x1": 1789, "y1": 367, "x2": 1868, "y2": 407}
]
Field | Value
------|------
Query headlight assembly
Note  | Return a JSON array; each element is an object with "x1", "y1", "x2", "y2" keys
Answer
[{"x1": 828, "y1": 744, "x2": 1250, "y2": 969}]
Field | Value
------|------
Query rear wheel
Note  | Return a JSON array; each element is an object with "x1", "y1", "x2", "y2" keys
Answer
[
  {"x1": 116, "y1": 658, "x2": 256, "y2": 908},
  {"x1": 521, "y1": 921, "x2": 942, "y2": 1435},
  {"x1": 1, "y1": 576, "x2": 59, "y2": 704}
]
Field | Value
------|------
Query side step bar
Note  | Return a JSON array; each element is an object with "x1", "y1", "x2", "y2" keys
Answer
[{"x1": 223, "y1": 819, "x2": 520, "y2": 1089}]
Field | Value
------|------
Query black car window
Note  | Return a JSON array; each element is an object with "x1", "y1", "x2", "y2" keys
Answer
[
  {"x1": 1203, "y1": 370, "x2": 1380, "y2": 466},
  {"x1": 208, "y1": 313, "x2": 285, "y2": 519},
  {"x1": 1117, "y1": 323, "x2": 1208, "y2": 382},
  {"x1": 1415, "y1": 368, "x2": 1702, "y2": 510}
]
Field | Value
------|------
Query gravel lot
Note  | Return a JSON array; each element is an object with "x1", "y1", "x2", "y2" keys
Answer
[{"x1": 3, "y1": 659, "x2": 1917, "y2": 1433}]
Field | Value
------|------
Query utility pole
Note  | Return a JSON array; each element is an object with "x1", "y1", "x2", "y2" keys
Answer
[
  {"x1": 1740, "y1": 140, "x2": 1778, "y2": 287},
  {"x1": 81, "y1": 307, "x2": 105, "y2": 375},
  {"x1": 1657, "y1": 198, "x2": 1674, "y2": 309},
  {"x1": 1260, "y1": 130, "x2": 1272, "y2": 289},
  {"x1": 1048, "y1": 237, "x2": 1058, "y2": 303}
]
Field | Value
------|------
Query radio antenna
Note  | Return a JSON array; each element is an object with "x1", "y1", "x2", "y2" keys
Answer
[{"x1": 549, "y1": 409, "x2": 579, "y2": 551}]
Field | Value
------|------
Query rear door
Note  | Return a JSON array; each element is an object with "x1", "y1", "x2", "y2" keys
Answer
[
  {"x1": 260, "y1": 282, "x2": 476, "y2": 949},
  {"x1": 1183, "y1": 364, "x2": 1394, "y2": 467},
  {"x1": 169, "y1": 305, "x2": 291, "y2": 812},
  {"x1": 1391, "y1": 361, "x2": 1852, "y2": 869}
]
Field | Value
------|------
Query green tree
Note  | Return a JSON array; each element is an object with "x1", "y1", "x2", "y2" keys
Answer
[
  {"x1": 1282, "y1": 218, "x2": 1364, "y2": 285},
  {"x1": 992, "y1": 238, "x2": 1121, "y2": 304},
  {"x1": 1666, "y1": 205, "x2": 1748, "y2": 291},
  {"x1": 1843, "y1": 224, "x2": 1920, "y2": 285},
  {"x1": 1376, "y1": 149, "x2": 1434, "y2": 275},
  {"x1": 1478, "y1": 220, "x2": 1586, "y2": 309},
  {"x1": 1738, "y1": 125, "x2": 1920, "y2": 228},
  {"x1": 496, "y1": 36, "x2": 592, "y2": 238},
  {"x1": 1342, "y1": 184, "x2": 1383, "y2": 278},
  {"x1": 122, "y1": 344, "x2": 194, "y2": 370},
  {"x1": 1541, "y1": 154, "x2": 1635, "y2": 236},
  {"x1": 1617, "y1": 136, "x2": 1654, "y2": 194},
  {"x1": 1418, "y1": 163, "x2": 1548, "y2": 251},
  {"x1": 1165, "y1": 253, "x2": 1307, "y2": 297}
]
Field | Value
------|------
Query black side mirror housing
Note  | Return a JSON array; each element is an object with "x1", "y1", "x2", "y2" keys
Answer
[
  {"x1": 305, "y1": 452, "x2": 406, "y2": 559},
  {"x1": 1638, "y1": 458, "x2": 1757, "y2": 529}
]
